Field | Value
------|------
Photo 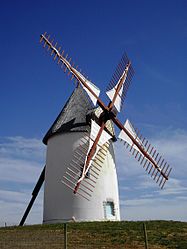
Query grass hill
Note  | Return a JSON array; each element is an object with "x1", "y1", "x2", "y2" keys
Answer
[{"x1": 0, "y1": 220, "x2": 187, "y2": 248}]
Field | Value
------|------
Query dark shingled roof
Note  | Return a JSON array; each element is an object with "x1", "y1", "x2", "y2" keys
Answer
[{"x1": 43, "y1": 86, "x2": 93, "y2": 145}]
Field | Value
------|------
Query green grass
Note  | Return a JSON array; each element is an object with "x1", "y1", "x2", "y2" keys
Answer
[{"x1": 0, "y1": 220, "x2": 187, "y2": 249}]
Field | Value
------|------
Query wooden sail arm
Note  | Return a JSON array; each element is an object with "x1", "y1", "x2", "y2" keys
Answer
[
  {"x1": 108, "y1": 61, "x2": 131, "y2": 111},
  {"x1": 74, "y1": 122, "x2": 106, "y2": 194},
  {"x1": 112, "y1": 116, "x2": 169, "y2": 180},
  {"x1": 40, "y1": 33, "x2": 107, "y2": 111}
]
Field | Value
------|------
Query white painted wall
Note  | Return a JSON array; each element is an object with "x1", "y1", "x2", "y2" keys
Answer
[{"x1": 43, "y1": 132, "x2": 120, "y2": 223}]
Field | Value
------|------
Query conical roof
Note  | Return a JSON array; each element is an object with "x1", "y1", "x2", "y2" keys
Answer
[{"x1": 43, "y1": 86, "x2": 93, "y2": 145}]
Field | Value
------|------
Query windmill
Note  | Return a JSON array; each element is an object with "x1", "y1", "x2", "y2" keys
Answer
[{"x1": 19, "y1": 32, "x2": 172, "y2": 225}]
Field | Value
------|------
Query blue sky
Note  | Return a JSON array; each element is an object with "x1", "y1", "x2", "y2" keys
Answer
[{"x1": 0, "y1": 0, "x2": 187, "y2": 225}]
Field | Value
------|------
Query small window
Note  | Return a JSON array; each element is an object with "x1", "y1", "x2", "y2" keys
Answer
[{"x1": 104, "y1": 201, "x2": 115, "y2": 220}]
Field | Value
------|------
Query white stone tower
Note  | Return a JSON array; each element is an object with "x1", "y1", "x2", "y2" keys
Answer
[{"x1": 43, "y1": 86, "x2": 120, "y2": 223}]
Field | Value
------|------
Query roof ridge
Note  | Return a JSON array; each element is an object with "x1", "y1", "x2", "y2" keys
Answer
[{"x1": 43, "y1": 86, "x2": 93, "y2": 145}]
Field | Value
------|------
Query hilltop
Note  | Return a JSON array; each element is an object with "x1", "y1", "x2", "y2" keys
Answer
[{"x1": 0, "y1": 220, "x2": 187, "y2": 248}]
